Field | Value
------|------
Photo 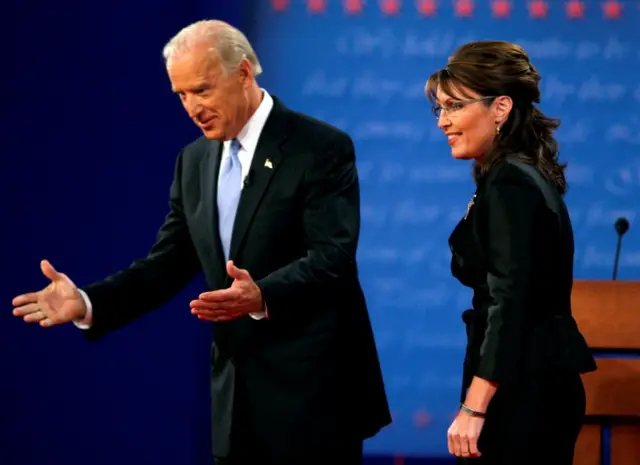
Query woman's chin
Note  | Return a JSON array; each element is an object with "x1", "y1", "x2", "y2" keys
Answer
[{"x1": 451, "y1": 150, "x2": 472, "y2": 160}]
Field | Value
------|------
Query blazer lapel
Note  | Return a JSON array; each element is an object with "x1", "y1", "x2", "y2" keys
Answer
[
  {"x1": 228, "y1": 102, "x2": 289, "y2": 262},
  {"x1": 200, "y1": 139, "x2": 227, "y2": 277}
]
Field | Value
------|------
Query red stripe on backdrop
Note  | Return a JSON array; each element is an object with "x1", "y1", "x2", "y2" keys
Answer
[
  {"x1": 454, "y1": 0, "x2": 474, "y2": 17},
  {"x1": 528, "y1": 0, "x2": 549, "y2": 18},
  {"x1": 417, "y1": 0, "x2": 438, "y2": 16},
  {"x1": 271, "y1": 0, "x2": 289, "y2": 12},
  {"x1": 602, "y1": 0, "x2": 623, "y2": 18},
  {"x1": 380, "y1": 0, "x2": 402, "y2": 15},
  {"x1": 566, "y1": 0, "x2": 586, "y2": 19},
  {"x1": 268, "y1": 0, "x2": 637, "y2": 19}
]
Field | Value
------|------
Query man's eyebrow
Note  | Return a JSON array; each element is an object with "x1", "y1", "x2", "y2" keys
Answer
[{"x1": 171, "y1": 82, "x2": 210, "y2": 93}]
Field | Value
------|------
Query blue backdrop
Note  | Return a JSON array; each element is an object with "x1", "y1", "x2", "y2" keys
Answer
[
  {"x1": 2, "y1": 0, "x2": 639, "y2": 464},
  {"x1": 247, "y1": 0, "x2": 640, "y2": 456}
]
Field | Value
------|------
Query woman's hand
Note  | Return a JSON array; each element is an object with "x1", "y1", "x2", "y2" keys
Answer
[{"x1": 447, "y1": 409, "x2": 485, "y2": 458}]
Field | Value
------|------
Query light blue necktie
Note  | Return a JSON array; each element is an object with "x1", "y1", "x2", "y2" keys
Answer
[{"x1": 217, "y1": 139, "x2": 242, "y2": 261}]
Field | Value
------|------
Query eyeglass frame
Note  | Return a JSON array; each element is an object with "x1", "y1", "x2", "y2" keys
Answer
[{"x1": 432, "y1": 96, "x2": 497, "y2": 119}]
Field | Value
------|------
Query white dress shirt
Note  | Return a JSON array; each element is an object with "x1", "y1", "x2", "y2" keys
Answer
[{"x1": 74, "y1": 90, "x2": 275, "y2": 329}]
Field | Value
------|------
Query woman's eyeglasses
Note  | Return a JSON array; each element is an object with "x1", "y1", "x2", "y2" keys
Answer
[{"x1": 432, "y1": 96, "x2": 496, "y2": 118}]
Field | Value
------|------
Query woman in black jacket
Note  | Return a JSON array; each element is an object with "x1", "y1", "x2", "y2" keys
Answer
[{"x1": 425, "y1": 40, "x2": 597, "y2": 464}]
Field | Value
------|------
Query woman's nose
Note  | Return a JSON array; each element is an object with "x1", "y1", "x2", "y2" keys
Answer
[{"x1": 437, "y1": 111, "x2": 451, "y2": 129}]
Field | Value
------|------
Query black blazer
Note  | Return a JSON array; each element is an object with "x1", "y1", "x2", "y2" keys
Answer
[
  {"x1": 81, "y1": 96, "x2": 391, "y2": 457},
  {"x1": 449, "y1": 156, "x2": 597, "y2": 391}
]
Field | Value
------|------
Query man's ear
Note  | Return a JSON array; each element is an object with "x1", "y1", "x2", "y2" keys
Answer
[{"x1": 238, "y1": 58, "x2": 253, "y2": 88}]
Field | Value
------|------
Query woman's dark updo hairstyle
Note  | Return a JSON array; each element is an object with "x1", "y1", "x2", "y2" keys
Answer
[{"x1": 426, "y1": 40, "x2": 567, "y2": 195}]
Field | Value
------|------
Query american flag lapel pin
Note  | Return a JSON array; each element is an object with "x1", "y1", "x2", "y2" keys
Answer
[{"x1": 264, "y1": 159, "x2": 273, "y2": 169}]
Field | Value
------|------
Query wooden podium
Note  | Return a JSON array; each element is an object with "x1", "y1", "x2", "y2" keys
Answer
[{"x1": 572, "y1": 280, "x2": 640, "y2": 465}]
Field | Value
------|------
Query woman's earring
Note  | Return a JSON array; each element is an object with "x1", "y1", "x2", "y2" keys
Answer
[{"x1": 495, "y1": 124, "x2": 501, "y2": 135}]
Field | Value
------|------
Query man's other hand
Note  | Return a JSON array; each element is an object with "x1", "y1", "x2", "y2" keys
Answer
[
  {"x1": 12, "y1": 260, "x2": 87, "y2": 327},
  {"x1": 190, "y1": 261, "x2": 263, "y2": 322}
]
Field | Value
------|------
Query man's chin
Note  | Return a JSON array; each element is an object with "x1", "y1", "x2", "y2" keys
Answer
[{"x1": 202, "y1": 128, "x2": 224, "y2": 141}]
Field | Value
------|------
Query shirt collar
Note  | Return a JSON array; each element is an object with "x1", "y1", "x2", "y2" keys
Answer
[{"x1": 226, "y1": 89, "x2": 274, "y2": 154}]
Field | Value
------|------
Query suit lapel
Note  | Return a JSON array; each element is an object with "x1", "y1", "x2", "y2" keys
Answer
[
  {"x1": 200, "y1": 139, "x2": 227, "y2": 277},
  {"x1": 228, "y1": 101, "x2": 290, "y2": 262}
]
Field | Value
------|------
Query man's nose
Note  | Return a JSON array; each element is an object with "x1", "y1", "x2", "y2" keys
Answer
[{"x1": 184, "y1": 95, "x2": 201, "y2": 118}]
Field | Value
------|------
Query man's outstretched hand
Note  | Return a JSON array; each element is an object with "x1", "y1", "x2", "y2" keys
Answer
[
  {"x1": 190, "y1": 260, "x2": 263, "y2": 322},
  {"x1": 12, "y1": 260, "x2": 87, "y2": 327}
]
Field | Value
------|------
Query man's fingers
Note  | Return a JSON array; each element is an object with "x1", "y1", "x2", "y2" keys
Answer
[
  {"x1": 40, "y1": 318, "x2": 58, "y2": 328},
  {"x1": 40, "y1": 259, "x2": 61, "y2": 282},
  {"x1": 12, "y1": 293, "x2": 38, "y2": 308},
  {"x1": 191, "y1": 307, "x2": 232, "y2": 318},
  {"x1": 194, "y1": 310, "x2": 238, "y2": 322},
  {"x1": 198, "y1": 288, "x2": 240, "y2": 303},
  {"x1": 13, "y1": 304, "x2": 42, "y2": 321},
  {"x1": 12, "y1": 300, "x2": 40, "y2": 315},
  {"x1": 190, "y1": 299, "x2": 240, "y2": 311},
  {"x1": 191, "y1": 305, "x2": 242, "y2": 321},
  {"x1": 24, "y1": 311, "x2": 47, "y2": 323},
  {"x1": 196, "y1": 313, "x2": 235, "y2": 322},
  {"x1": 14, "y1": 303, "x2": 58, "y2": 326},
  {"x1": 190, "y1": 299, "x2": 217, "y2": 309}
]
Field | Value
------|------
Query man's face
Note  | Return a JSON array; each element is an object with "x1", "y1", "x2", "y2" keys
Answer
[{"x1": 167, "y1": 45, "x2": 249, "y2": 141}]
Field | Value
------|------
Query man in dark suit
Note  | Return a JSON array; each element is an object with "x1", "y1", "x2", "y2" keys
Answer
[{"x1": 12, "y1": 19, "x2": 391, "y2": 465}]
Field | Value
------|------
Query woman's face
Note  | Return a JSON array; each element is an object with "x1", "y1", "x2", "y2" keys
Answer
[{"x1": 434, "y1": 85, "x2": 503, "y2": 161}]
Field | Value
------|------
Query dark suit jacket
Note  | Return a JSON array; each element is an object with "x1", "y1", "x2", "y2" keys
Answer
[
  {"x1": 81, "y1": 96, "x2": 391, "y2": 458},
  {"x1": 449, "y1": 156, "x2": 597, "y2": 392}
]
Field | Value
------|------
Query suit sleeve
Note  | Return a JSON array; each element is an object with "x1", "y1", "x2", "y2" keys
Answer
[
  {"x1": 255, "y1": 136, "x2": 360, "y2": 319},
  {"x1": 81, "y1": 151, "x2": 202, "y2": 340},
  {"x1": 475, "y1": 176, "x2": 542, "y2": 383}
]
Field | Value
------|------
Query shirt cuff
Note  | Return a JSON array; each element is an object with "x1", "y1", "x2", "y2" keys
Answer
[
  {"x1": 249, "y1": 301, "x2": 268, "y2": 320},
  {"x1": 73, "y1": 289, "x2": 94, "y2": 329}
]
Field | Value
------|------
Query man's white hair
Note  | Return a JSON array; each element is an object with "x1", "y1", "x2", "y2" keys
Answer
[{"x1": 162, "y1": 20, "x2": 263, "y2": 77}]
